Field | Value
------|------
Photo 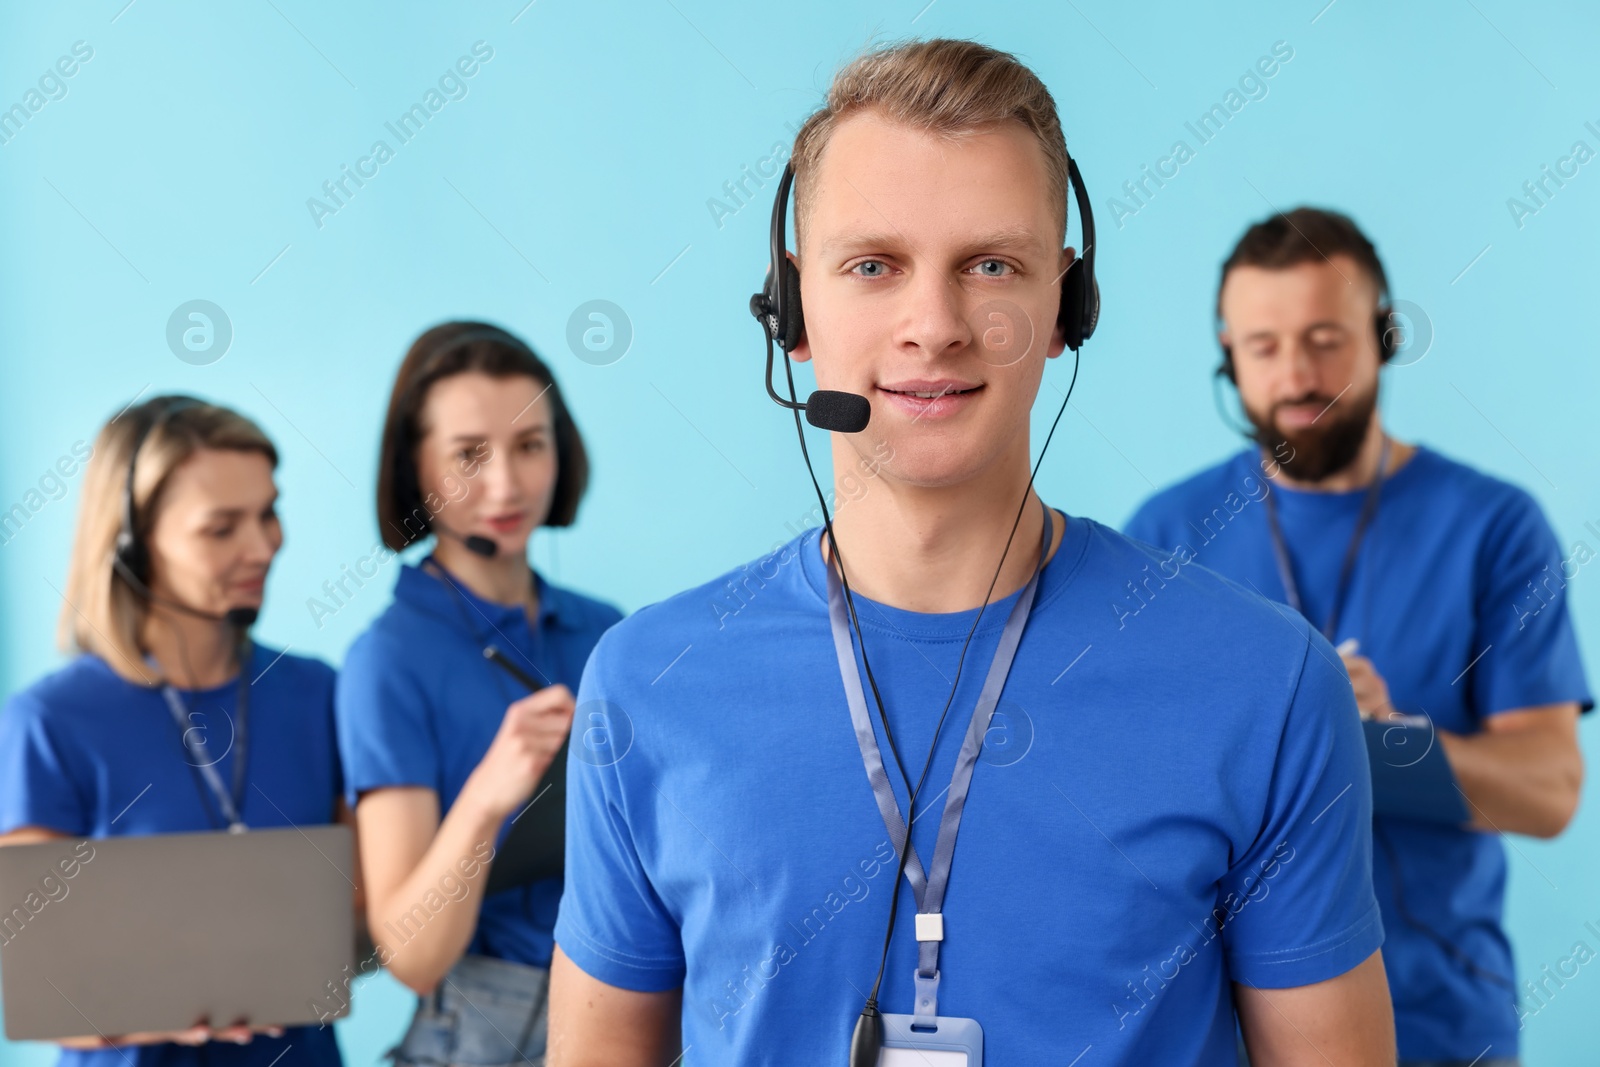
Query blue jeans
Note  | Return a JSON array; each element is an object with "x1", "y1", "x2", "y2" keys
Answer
[{"x1": 389, "y1": 954, "x2": 550, "y2": 1067}]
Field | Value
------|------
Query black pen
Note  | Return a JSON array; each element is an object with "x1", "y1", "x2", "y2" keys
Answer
[{"x1": 483, "y1": 645, "x2": 546, "y2": 692}]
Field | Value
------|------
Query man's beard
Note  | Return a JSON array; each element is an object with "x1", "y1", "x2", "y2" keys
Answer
[{"x1": 1244, "y1": 381, "x2": 1378, "y2": 482}]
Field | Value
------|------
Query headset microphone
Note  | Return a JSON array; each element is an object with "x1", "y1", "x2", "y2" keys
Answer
[
  {"x1": 222, "y1": 606, "x2": 259, "y2": 627},
  {"x1": 755, "y1": 369, "x2": 871, "y2": 434},
  {"x1": 433, "y1": 521, "x2": 500, "y2": 559},
  {"x1": 462, "y1": 534, "x2": 499, "y2": 558},
  {"x1": 804, "y1": 390, "x2": 872, "y2": 435}
]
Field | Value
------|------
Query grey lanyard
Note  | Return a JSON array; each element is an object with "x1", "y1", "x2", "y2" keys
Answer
[
  {"x1": 160, "y1": 674, "x2": 250, "y2": 834},
  {"x1": 825, "y1": 510, "x2": 1051, "y2": 1026},
  {"x1": 1261, "y1": 435, "x2": 1390, "y2": 642}
]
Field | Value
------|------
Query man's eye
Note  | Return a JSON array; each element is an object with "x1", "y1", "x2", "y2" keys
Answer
[
  {"x1": 852, "y1": 260, "x2": 889, "y2": 278},
  {"x1": 971, "y1": 259, "x2": 1014, "y2": 277}
]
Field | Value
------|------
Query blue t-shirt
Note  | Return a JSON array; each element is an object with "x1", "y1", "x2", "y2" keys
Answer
[
  {"x1": 335, "y1": 559, "x2": 623, "y2": 969},
  {"x1": 554, "y1": 513, "x2": 1384, "y2": 1065},
  {"x1": 1125, "y1": 444, "x2": 1594, "y2": 1061},
  {"x1": 0, "y1": 645, "x2": 343, "y2": 1067}
]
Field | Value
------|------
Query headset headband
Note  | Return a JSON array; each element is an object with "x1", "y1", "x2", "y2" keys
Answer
[{"x1": 754, "y1": 151, "x2": 1100, "y2": 354}]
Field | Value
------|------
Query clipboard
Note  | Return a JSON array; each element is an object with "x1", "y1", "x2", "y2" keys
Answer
[
  {"x1": 1362, "y1": 717, "x2": 1469, "y2": 824},
  {"x1": 483, "y1": 738, "x2": 568, "y2": 895},
  {"x1": 479, "y1": 645, "x2": 566, "y2": 895}
]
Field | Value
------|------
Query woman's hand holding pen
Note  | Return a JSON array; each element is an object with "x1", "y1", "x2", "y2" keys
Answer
[{"x1": 463, "y1": 685, "x2": 577, "y2": 819}]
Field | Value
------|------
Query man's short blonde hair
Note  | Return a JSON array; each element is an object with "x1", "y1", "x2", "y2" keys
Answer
[{"x1": 790, "y1": 38, "x2": 1071, "y2": 251}]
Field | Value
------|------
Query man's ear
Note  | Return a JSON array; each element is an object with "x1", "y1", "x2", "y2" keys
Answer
[
  {"x1": 1045, "y1": 247, "x2": 1076, "y2": 360},
  {"x1": 785, "y1": 250, "x2": 812, "y2": 363}
]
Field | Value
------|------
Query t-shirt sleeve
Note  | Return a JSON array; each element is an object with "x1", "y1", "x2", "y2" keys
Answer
[
  {"x1": 0, "y1": 691, "x2": 90, "y2": 836},
  {"x1": 1471, "y1": 492, "x2": 1594, "y2": 718},
  {"x1": 334, "y1": 632, "x2": 440, "y2": 808},
  {"x1": 553, "y1": 630, "x2": 686, "y2": 992},
  {"x1": 1221, "y1": 630, "x2": 1384, "y2": 988}
]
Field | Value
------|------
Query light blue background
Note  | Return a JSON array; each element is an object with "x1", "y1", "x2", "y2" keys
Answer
[{"x1": 2, "y1": 1, "x2": 1597, "y2": 1063}]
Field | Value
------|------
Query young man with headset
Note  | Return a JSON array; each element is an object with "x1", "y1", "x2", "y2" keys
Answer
[
  {"x1": 548, "y1": 40, "x2": 1395, "y2": 1066},
  {"x1": 1126, "y1": 208, "x2": 1590, "y2": 1067}
]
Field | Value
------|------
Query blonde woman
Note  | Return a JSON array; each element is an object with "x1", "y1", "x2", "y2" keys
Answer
[{"x1": 0, "y1": 395, "x2": 347, "y2": 1067}]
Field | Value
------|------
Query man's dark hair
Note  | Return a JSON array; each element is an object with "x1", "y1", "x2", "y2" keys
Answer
[
  {"x1": 1217, "y1": 207, "x2": 1389, "y2": 316},
  {"x1": 377, "y1": 320, "x2": 589, "y2": 552}
]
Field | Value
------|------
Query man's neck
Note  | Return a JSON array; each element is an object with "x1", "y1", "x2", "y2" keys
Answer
[
  {"x1": 821, "y1": 450, "x2": 1059, "y2": 614},
  {"x1": 140, "y1": 609, "x2": 240, "y2": 689},
  {"x1": 434, "y1": 538, "x2": 539, "y2": 614},
  {"x1": 1267, "y1": 417, "x2": 1414, "y2": 493}
]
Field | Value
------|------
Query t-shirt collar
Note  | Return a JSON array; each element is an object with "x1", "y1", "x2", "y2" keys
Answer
[
  {"x1": 395, "y1": 555, "x2": 568, "y2": 631},
  {"x1": 1240, "y1": 443, "x2": 1431, "y2": 506},
  {"x1": 794, "y1": 508, "x2": 1080, "y2": 639}
]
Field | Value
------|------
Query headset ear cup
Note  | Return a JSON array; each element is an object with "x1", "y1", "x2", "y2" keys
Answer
[
  {"x1": 1084, "y1": 276, "x2": 1100, "y2": 344},
  {"x1": 1217, "y1": 344, "x2": 1237, "y2": 384},
  {"x1": 1376, "y1": 308, "x2": 1396, "y2": 363},
  {"x1": 115, "y1": 532, "x2": 149, "y2": 585},
  {"x1": 1060, "y1": 259, "x2": 1086, "y2": 351},
  {"x1": 780, "y1": 258, "x2": 804, "y2": 351}
]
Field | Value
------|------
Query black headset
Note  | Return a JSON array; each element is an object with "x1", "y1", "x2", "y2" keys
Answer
[
  {"x1": 1216, "y1": 307, "x2": 1398, "y2": 384},
  {"x1": 750, "y1": 153, "x2": 1100, "y2": 431},
  {"x1": 111, "y1": 395, "x2": 260, "y2": 629},
  {"x1": 113, "y1": 395, "x2": 205, "y2": 590}
]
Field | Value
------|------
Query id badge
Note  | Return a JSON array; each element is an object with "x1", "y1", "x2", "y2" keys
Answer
[{"x1": 878, "y1": 1013, "x2": 983, "y2": 1066}]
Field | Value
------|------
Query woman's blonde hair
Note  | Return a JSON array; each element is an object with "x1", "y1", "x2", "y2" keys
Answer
[
  {"x1": 789, "y1": 38, "x2": 1071, "y2": 251},
  {"x1": 60, "y1": 396, "x2": 278, "y2": 684}
]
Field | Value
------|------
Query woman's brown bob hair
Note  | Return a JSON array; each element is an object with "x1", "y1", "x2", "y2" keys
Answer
[
  {"x1": 376, "y1": 321, "x2": 589, "y2": 553},
  {"x1": 61, "y1": 395, "x2": 278, "y2": 684}
]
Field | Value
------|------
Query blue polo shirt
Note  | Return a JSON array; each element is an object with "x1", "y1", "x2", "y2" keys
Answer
[
  {"x1": 1125, "y1": 445, "x2": 1593, "y2": 1062},
  {"x1": 0, "y1": 645, "x2": 343, "y2": 1067},
  {"x1": 335, "y1": 559, "x2": 623, "y2": 969},
  {"x1": 554, "y1": 513, "x2": 1384, "y2": 1065}
]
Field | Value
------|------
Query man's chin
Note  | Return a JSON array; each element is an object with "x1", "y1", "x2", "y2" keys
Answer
[
  {"x1": 1268, "y1": 435, "x2": 1359, "y2": 482},
  {"x1": 1273, "y1": 425, "x2": 1322, "y2": 455},
  {"x1": 868, "y1": 452, "x2": 1004, "y2": 493},
  {"x1": 1248, "y1": 380, "x2": 1379, "y2": 481}
]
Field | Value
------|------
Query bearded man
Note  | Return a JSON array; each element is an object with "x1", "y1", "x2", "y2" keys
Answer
[{"x1": 1126, "y1": 207, "x2": 1591, "y2": 1067}]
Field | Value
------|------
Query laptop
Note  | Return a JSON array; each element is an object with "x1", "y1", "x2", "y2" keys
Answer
[{"x1": 0, "y1": 825, "x2": 355, "y2": 1041}]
